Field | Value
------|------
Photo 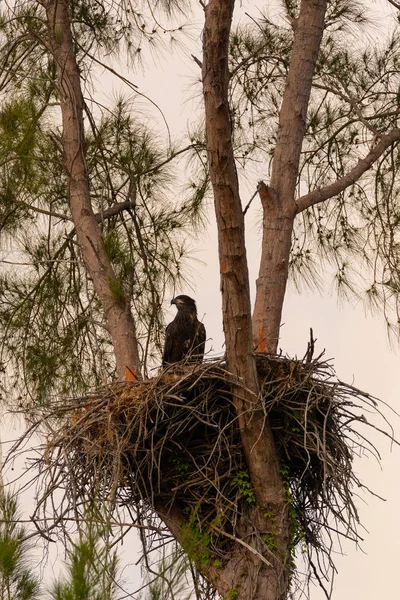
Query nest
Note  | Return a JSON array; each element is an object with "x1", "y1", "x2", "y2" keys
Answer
[{"x1": 22, "y1": 353, "x2": 394, "y2": 596}]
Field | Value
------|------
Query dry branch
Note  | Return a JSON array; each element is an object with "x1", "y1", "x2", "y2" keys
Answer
[{"x1": 16, "y1": 354, "x2": 396, "y2": 596}]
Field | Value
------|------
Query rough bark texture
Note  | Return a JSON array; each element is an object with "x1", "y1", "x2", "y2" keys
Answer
[
  {"x1": 202, "y1": 0, "x2": 256, "y2": 388},
  {"x1": 157, "y1": 501, "x2": 289, "y2": 600},
  {"x1": 253, "y1": 0, "x2": 328, "y2": 354},
  {"x1": 202, "y1": 1, "x2": 289, "y2": 598},
  {"x1": 44, "y1": 0, "x2": 141, "y2": 380}
]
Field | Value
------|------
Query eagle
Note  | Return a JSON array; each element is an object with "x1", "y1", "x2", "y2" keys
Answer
[{"x1": 162, "y1": 295, "x2": 206, "y2": 366}]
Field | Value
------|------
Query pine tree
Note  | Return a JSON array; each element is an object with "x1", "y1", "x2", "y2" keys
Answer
[
  {"x1": 0, "y1": 1, "x2": 399, "y2": 600},
  {"x1": 49, "y1": 512, "x2": 119, "y2": 600},
  {"x1": 0, "y1": 492, "x2": 41, "y2": 600}
]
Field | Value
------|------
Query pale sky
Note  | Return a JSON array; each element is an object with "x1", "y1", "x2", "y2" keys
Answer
[{"x1": 1, "y1": 0, "x2": 400, "y2": 598}]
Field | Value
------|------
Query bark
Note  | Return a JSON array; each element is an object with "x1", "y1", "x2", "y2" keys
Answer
[
  {"x1": 253, "y1": 0, "x2": 328, "y2": 354},
  {"x1": 202, "y1": 1, "x2": 289, "y2": 598},
  {"x1": 202, "y1": 0, "x2": 256, "y2": 389},
  {"x1": 156, "y1": 501, "x2": 288, "y2": 600},
  {"x1": 43, "y1": 0, "x2": 141, "y2": 380}
]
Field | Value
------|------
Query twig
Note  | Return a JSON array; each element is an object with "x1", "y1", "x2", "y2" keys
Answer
[{"x1": 243, "y1": 184, "x2": 261, "y2": 216}]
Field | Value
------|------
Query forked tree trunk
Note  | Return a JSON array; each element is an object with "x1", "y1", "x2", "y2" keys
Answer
[
  {"x1": 253, "y1": 0, "x2": 328, "y2": 354},
  {"x1": 202, "y1": 1, "x2": 289, "y2": 598},
  {"x1": 43, "y1": 0, "x2": 141, "y2": 380}
]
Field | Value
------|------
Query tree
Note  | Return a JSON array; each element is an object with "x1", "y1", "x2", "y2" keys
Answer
[
  {"x1": 0, "y1": 490, "x2": 121, "y2": 600},
  {"x1": 0, "y1": 492, "x2": 41, "y2": 600},
  {"x1": 0, "y1": 1, "x2": 399, "y2": 599},
  {"x1": 49, "y1": 510, "x2": 119, "y2": 600}
]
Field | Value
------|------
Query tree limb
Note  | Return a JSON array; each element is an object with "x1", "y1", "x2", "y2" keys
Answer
[
  {"x1": 45, "y1": 0, "x2": 141, "y2": 380},
  {"x1": 202, "y1": 2, "x2": 289, "y2": 597},
  {"x1": 312, "y1": 81, "x2": 380, "y2": 136},
  {"x1": 296, "y1": 128, "x2": 400, "y2": 213},
  {"x1": 252, "y1": 0, "x2": 327, "y2": 353}
]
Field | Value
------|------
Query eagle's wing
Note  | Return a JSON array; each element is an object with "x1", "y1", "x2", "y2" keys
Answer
[
  {"x1": 163, "y1": 315, "x2": 206, "y2": 366},
  {"x1": 194, "y1": 321, "x2": 206, "y2": 361},
  {"x1": 162, "y1": 322, "x2": 174, "y2": 366}
]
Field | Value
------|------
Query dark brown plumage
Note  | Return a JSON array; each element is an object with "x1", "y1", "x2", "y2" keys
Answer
[{"x1": 162, "y1": 295, "x2": 206, "y2": 366}]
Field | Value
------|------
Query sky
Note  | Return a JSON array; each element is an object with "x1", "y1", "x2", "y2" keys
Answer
[{"x1": 1, "y1": 0, "x2": 400, "y2": 598}]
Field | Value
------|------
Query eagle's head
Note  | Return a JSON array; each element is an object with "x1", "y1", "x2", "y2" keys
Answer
[{"x1": 171, "y1": 295, "x2": 197, "y2": 314}]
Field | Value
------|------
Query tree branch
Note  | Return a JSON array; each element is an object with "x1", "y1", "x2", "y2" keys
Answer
[
  {"x1": 143, "y1": 143, "x2": 203, "y2": 175},
  {"x1": 296, "y1": 128, "x2": 400, "y2": 213},
  {"x1": 312, "y1": 81, "x2": 380, "y2": 137},
  {"x1": 24, "y1": 204, "x2": 72, "y2": 222},
  {"x1": 93, "y1": 201, "x2": 136, "y2": 222},
  {"x1": 76, "y1": 43, "x2": 172, "y2": 148},
  {"x1": 20, "y1": 201, "x2": 137, "y2": 235},
  {"x1": 252, "y1": 0, "x2": 327, "y2": 353},
  {"x1": 202, "y1": 2, "x2": 289, "y2": 597},
  {"x1": 45, "y1": 0, "x2": 141, "y2": 380},
  {"x1": 202, "y1": 0, "x2": 257, "y2": 390}
]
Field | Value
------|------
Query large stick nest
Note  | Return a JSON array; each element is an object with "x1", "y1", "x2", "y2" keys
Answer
[{"x1": 25, "y1": 353, "x2": 394, "y2": 593}]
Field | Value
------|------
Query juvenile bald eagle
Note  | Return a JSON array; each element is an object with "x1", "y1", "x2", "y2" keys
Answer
[{"x1": 162, "y1": 295, "x2": 206, "y2": 366}]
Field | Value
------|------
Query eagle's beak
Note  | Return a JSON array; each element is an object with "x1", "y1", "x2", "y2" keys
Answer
[{"x1": 171, "y1": 298, "x2": 177, "y2": 306}]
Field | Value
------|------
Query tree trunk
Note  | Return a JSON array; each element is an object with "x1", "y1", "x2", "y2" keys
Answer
[
  {"x1": 202, "y1": 1, "x2": 289, "y2": 598},
  {"x1": 157, "y1": 501, "x2": 289, "y2": 600},
  {"x1": 202, "y1": 0, "x2": 255, "y2": 389},
  {"x1": 43, "y1": 0, "x2": 141, "y2": 380},
  {"x1": 253, "y1": 0, "x2": 328, "y2": 354}
]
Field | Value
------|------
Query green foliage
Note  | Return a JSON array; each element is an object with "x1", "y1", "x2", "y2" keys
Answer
[
  {"x1": 139, "y1": 544, "x2": 193, "y2": 600},
  {"x1": 172, "y1": 456, "x2": 191, "y2": 476},
  {"x1": 231, "y1": 469, "x2": 256, "y2": 505},
  {"x1": 222, "y1": 585, "x2": 239, "y2": 600},
  {"x1": 262, "y1": 510, "x2": 279, "y2": 554},
  {"x1": 0, "y1": 492, "x2": 41, "y2": 600},
  {"x1": 68, "y1": 0, "x2": 190, "y2": 64},
  {"x1": 229, "y1": 4, "x2": 400, "y2": 335},
  {"x1": 107, "y1": 277, "x2": 125, "y2": 302},
  {"x1": 49, "y1": 512, "x2": 119, "y2": 600},
  {"x1": 279, "y1": 465, "x2": 306, "y2": 563},
  {"x1": 0, "y1": 491, "x2": 121, "y2": 600},
  {"x1": 262, "y1": 533, "x2": 278, "y2": 553},
  {"x1": 103, "y1": 232, "x2": 125, "y2": 266},
  {"x1": 0, "y1": 0, "x2": 208, "y2": 403},
  {"x1": 180, "y1": 507, "x2": 212, "y2": 568},
  {"x1": 181, "y1": 525, "x2": 211, "y2": 568},
  {"x1": 0, "y1": 245, "x2": 113, "y2": 404}
]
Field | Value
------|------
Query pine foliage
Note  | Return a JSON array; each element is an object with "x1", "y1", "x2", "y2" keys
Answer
[
  {"x1": 49, "y1": 513, "x2": 119, "y2": 600},
  {"x1": 0, "y1": 1, "x2": 399, "y2": 599},
  {"x1": 0, "y1": 492, "x2": 41, "y2": 600},
  {"x1": 0, "y1": 1, "x2": 207, "y2": 404},
  {"x1": 229, "y1": 2, "x2": 400, "y2": 331}
]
